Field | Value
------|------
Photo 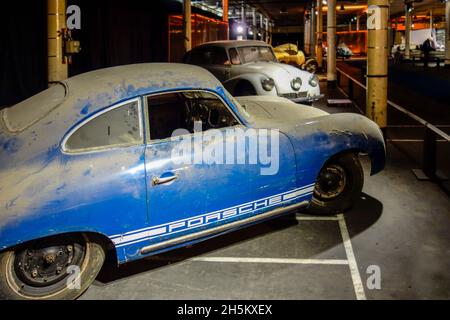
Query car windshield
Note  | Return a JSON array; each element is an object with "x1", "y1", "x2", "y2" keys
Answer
[{"x1": 236, "y1": 46, "x2": 277, "y2": 63}]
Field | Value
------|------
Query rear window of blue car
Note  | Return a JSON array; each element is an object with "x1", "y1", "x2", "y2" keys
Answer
[{"x1": 2, "y1": 83, "x2": 67, "y2": 132}]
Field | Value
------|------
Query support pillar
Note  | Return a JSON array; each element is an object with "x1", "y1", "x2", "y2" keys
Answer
[
  {"x1": 367, "y1": 0, "x2": 389, "y2": 130},
  {"x1": 316, "y1": 0, "x2": 323, "y2": 68},
  {"x1": 260, "y1": 13, "x2": 264, "y2": 41},
  {"x1": 241, "y1": 3, "x2": 247, "y2": 40},
  {"x1": 265, "y1": 17, "x2": 269, "y2": 43},
  {"x1": 47, "y1": 0, "x2": 68, "y2": 86},
  {"x1": 183, "y1": 0, "x2": 191, "y2": 52},
  {"x1": 252, "y1": 8, "x2": 257, "y2": 40},
  {"x1": 405, "y1": 4, "x2": 411, "y2": 60},
  {"x1": 445, "y1": 0, "x2": 450, "y2": 67},
  {"x1": 223, "y1": 0, "x2": 229, "y2": 39},
  {"x1": 304, "y1": 13, "x2": 311, "y2": 55},
  {"x1": 356, "y1": 16, "x2": 360, "y2": 31},
  {"x1": 310, "y1": 2, "x2": 316, "y2": 58},
  {"x1": 327, "y1": 0, "x2": 337, "y2": 86}
]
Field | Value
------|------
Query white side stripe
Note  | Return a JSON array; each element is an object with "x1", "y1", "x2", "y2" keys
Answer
[{"x1": 110, "y1": 184, "x2": 315, "y2": 248}]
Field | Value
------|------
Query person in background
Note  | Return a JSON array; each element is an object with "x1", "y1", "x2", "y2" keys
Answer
[{"x1": 421, "y1": 37, "x2": 436, "y2": 67}]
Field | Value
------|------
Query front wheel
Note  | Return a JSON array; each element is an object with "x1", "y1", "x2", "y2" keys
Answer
[
  {"x1": 0, "y1": 234, "x2": 105, "y2": 300},
  {"x1": 307, "y1": 153, "x2": 364, "y2": 215}
]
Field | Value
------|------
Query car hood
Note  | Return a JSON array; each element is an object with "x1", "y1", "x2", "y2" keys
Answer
[
  {"x1": 234, "y1": 61, "x2": 313, "y2": 93},
  {"x1": 236, "y1": 96, "x2": 329, "y2": 128}
]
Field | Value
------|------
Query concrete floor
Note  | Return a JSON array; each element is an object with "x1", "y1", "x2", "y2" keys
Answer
[{"x1": 80, "y1": 85, "x2": 450, "y2": 300}]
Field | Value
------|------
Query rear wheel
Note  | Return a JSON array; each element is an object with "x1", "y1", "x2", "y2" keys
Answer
[
  {"x1": 0, "y1": 234, "x2": 105, "y2": 300},
  {"x1": 307, "y1": 153, "x2": 364, "y2": 215}
]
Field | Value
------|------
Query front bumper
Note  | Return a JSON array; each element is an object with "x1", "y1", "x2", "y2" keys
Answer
[{"x1": 279, "y1": 92, "x2": 324, "y2": 103}]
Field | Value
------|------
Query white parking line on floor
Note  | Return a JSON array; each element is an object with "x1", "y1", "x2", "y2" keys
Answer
[
  {"x1": 190, "y1": 257, "x2": 349, "y2": 265},
  {"x1": 337, "y1": 213, "x2": 367, "y2": 300}
]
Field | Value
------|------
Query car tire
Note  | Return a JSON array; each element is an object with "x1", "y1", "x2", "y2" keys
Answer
[
  {"x1": 0, "y1": 234, "x2": 105, "y2": 300},
  {"x1": 307, "y1": 153, "x2": 364, "y2": 215},
  {"x1": 234, "y1": 81, "x2": 257, "y2": 96}
]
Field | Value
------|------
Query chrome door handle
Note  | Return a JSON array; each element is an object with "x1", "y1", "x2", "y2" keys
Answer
[{"x1": 152, "y1": 174, "x2": 178, "y2": 186}]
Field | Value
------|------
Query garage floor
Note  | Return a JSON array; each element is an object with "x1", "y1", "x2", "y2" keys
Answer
[{"x1": 80, "y1": 84, "x2": 450, "y2": 300}]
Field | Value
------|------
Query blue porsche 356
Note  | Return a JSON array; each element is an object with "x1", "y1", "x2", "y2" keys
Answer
[{"x1": 0, "y1": 63, "x2": 385, "y2": 299}]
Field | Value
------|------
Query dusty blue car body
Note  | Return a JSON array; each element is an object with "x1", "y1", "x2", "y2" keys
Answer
[{"x1": 0, "y1": 63, "x2": 385, "y2": 264}]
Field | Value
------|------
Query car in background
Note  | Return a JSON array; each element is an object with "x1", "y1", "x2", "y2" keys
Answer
[
  {"x1": 273, "y1": 43, "x2": 319, "y2": 73},
  {"x1": 0, "y1": 63, "x2": 385, "y2": 299},
  {"x1": 184, "y1": 40, "x2": 323, "y2": 105},
  {"x1": 337, "y1": 42, "x2": 353, "y2": 59}
]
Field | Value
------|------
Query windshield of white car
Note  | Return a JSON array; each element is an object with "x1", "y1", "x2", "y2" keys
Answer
[{"x1": 236, "y1": 46, "x2": 277, "y2": 64}]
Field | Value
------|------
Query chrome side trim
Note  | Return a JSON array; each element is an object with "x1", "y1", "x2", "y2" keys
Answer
[{"x1": 140, "y1": 201, "x2": 308, "y2": 255}]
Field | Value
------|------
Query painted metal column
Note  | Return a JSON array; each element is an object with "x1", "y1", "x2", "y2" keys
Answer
[
  {"x1": 327, "y1": 0, "x2": 337, "y2": 85},
  {"x1": 260, "y1": 13, "x2": 264, "y2": 41},
  {"x1": 356, "y1": 15, "x2": 360, "y2": 31},
  {"x1": 47, "y1": 0, "x2": 68, "y2": 86},
  {"x1": 310, "y1": 2, "x2": 316, "y2": 58},
  {"x1": 223, "y1": 0, "x2": 229, "y2": 39},
  {"x1": 367, "y1": 0, "x2": 389, "y2": 130},
  {"x1": 405, "y1": 4, "x2": 411, "y2": 60},
  {"x1": 429, "y1": 9, "x2": 432, "y2": 29},
  {"x1": 265, "y1": 18, "x2": 269, "y2": 43},
  {"x1": 445, "y1": 0, "x2": 450, "y2": 67},
  {"x1": 304, "y1": 13, "x2": 311, "y2": 55},
  {"x1": 183, "y1": 0, "x2": 191, "y2": 52},
  {"x1": 241, "y1": 3, "x2": 247, "y2": 40},
  {"x1": 252, "y1": 8, "x2": 257, "y2": 40},
  {"x1": 316, "y1": 0, "x2": 323, "y2": 68}
]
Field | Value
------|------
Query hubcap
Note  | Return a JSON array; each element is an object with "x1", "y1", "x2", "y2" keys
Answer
[
  {"x1": 15, "y1": 245, "x2": 75, "y2": 287},
  {"x1": 314, "y1": 164, "x2": 347, "y2": 200},
  {"x1": 9, "y1": 235, "x2": 86, "y2": 297}
]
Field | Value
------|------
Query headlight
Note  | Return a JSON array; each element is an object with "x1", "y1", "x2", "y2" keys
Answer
[
  {"x1": 309, "y1": 75, "x2": 319, "y2": 87},
  {"x1": 291, "y1": 77, "x2": 302, "y2": 91},
  {"x1": 261, "y1": 78, "x2": 275, "y2": 91}
]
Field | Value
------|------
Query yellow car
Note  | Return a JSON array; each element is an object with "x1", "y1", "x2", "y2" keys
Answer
[{"x1": 274, "y1": 43, "x2": 319, "y2": 73}]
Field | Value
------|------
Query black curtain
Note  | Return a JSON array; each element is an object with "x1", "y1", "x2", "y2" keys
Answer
[
  {"x1": 0, "y1": 0, "x2": 47, "y2": 107},
  {"x1": 68, "y1": 0, "x2": 179, "y2": 76},
  {"x1": 0, "y1": 0, "x2": 180, "y2": 107}
]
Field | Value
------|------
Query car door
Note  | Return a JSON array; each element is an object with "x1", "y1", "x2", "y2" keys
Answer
[{"x1": 142, "y1": 90, "x2": 256, "y2": 248}]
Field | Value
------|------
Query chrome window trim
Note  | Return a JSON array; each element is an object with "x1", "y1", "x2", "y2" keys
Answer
[
  {"x1": 143, "y1": 89, "x2": 243, "y2": 145},
  {"x1": 61, "y1": 98, "x2": 144, "y2": 154}
]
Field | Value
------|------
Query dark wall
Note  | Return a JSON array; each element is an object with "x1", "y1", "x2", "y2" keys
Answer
[
  {"x1": 0, "y1": 0, "x2": 47, "y2": 107},
  {"x1": 0, "y1": 0, "x2": 180, "y2": 107},
  {"x1": 272, "y1": 33, "x2": 305, "y2": 51},
  {"x1": 68, "y1": 0, "x2": 179, "y2": 76}
]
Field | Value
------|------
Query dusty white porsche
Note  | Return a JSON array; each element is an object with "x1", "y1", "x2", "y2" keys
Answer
[{"x1": 184, "y1": 40, "x2": 323, "y2": 105}]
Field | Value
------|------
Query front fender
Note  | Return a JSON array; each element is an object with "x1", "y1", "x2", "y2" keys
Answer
[
  {"x1": 284, "y1": 113, "x2": 386, "y2": 179},
  {"x1": 223, "y1": 73, "x2": 277, "y2": 96}
]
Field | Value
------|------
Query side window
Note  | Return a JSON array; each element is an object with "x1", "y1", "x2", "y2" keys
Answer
[
  {"x1": 188, "y1": 47, "x2": 229, "y2": 65},
  {"x1": 147, "y1": 91, "x2": 239, "y2": 141},
  {"x1": 229, "y1": 48, "x2": 241, "y2": 65},
  {"x1": 65, "y1": 100, "x2": 142, "y2": 152}
]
